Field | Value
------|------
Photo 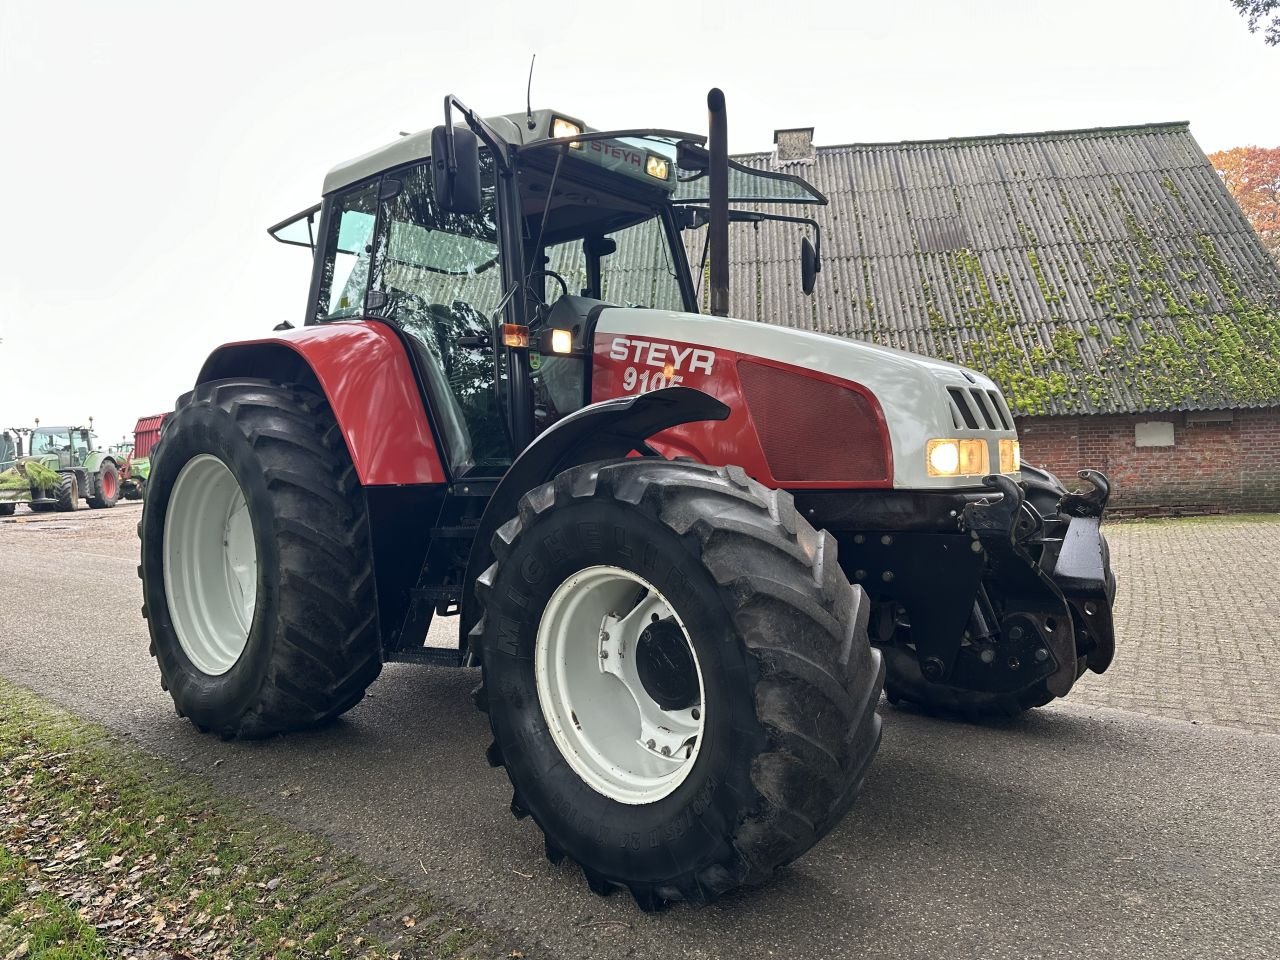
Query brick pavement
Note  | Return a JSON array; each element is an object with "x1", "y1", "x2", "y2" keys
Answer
[{"x1": 1068, "y1": 514, "x2": 1280, "y2": 733}]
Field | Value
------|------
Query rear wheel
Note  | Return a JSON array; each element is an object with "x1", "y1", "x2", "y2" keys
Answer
[
  {"x1": 139, "y1": 378, "x2": 382, "y2": 738},
  {"x1": 87, "y1": 461, "x2": 119, "y2": 508},
  {"x1": 478, "y1": 459, "x2": 883, "y2": 909}
]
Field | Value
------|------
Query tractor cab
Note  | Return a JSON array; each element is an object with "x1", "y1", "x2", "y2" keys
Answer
[
  {"x1": 269, "y1": 103, "x2": 825, "y2": 478},
  {"x1": 28, "y1": 426, "x2": 92, "y2": 471}
]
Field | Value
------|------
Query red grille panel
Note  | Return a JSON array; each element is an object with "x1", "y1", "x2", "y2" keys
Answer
[{"x1": 736, "y1": 360, "x2": 889, "y2": 484}]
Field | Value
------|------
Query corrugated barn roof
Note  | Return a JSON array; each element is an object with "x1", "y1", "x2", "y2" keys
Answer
[{"x1": 718, "y1": 122, "x2": 1280, "y2": 416}]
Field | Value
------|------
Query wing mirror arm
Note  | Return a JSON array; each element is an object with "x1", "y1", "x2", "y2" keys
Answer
[
  {"x1": 441, "y1": 95, "x2": 511, "y2": 172},
  {"x1": 433, "y1": 95, "x2": 514, "y2": 215}
]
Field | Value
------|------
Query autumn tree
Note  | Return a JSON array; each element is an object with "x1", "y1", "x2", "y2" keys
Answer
[
  {"x1": 1230, "y1": 1, "x2": 1280, "y2": 44},
  {"x1": 1209, "y1": 145, "x2": 1280, "y2": 266}
]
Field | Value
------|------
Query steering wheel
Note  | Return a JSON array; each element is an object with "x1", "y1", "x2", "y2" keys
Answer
[{"x1": 526, "y1": 269, "x2": 570, "y2": 306}]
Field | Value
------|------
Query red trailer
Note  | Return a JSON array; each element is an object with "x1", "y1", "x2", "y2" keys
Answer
[
  {"x1": 120, "y1": 413, "x2": 168, "y2": 500},
  {"x1": 132, "y1": 414, "x2": 166, "y2": 459}
]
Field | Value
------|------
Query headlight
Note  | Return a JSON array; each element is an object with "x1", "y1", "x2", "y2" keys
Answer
[
  {"x1": 999, "y1": 439, "x2": 1021, "y2": 473},
  {"x1": 645, "y1": 154, "x2": 670, "y2": 180},
  {"x1": 549, "y1": 328, "x2": 574, "y2": 354},
  {"x1": 926, "y1": 439, "x2": 989, "y2": 477},
  {"x1": 552, "y1": 117, "x2": 582, "y2": 147}
]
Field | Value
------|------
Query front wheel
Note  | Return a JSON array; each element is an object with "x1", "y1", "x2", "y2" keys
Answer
[
  {"x1": 478, "y1": 459, "x2": 884, "y2": 909},
  {"x1": 0, "y1": 503, "x2": 14, "y2": 516},
  {"x1": 87, "y1": 461, "x2": 119, "y2": 508},
  {"x1": 139, "y1": 378, "x2": 382, "y2": 738},
  {"x1": 53, "y1": 474, "x2": 77, "y2": 512}
]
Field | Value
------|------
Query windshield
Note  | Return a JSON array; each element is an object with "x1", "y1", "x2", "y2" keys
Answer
[
  {"x1": 516, "y1": 143, "x2": 690, "y2": 312},
  {"x1": 0, "y1": 432, "x2": 15, "y2": 464},
  {"x1": 29, "y1": 430, "x2": 66, "y2": 456},
  {"x1": 544, "y1": 216, "x2": 685, "y2": 312}
]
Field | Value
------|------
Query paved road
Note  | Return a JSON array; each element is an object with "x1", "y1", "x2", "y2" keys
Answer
[
  {"x1": 2, "y1": 504, "x2": 1278, "y2": 959},
  {"x1": 1070, "y1": 515, "x2": 1280, "y2": 733}
]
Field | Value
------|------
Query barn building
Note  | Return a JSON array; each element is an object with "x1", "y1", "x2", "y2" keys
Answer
[{"x1": 726, "y1": 122, "x2": 1280, "y2": 513}]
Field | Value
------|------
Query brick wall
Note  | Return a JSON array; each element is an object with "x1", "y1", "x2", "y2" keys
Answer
[{"x1": 1016, "y1": 407, "x2": 1280, "y2": 514}]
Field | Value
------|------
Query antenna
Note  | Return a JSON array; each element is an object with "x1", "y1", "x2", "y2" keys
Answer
[{"x1": 526, "y1": 54, "x2": 537, "y2": 130}]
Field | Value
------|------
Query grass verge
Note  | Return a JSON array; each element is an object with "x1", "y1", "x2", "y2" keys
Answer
[{"x1": 0, "y1": 679, "x2": 517, "y2": 960}]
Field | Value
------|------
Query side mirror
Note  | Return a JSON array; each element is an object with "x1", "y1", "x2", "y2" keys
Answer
[
  {"x1": 431, "y1": 125, "x2": 482, "y2": 214},
  {"x1": 676, "y1": 140, "x2": 710, "y2": 173},
  {"x1": 801, "y1": 236, "x2": 820, "y2": 295},
  {"x1": 584, "y1": 236, "x2": 617, "y2": 258}
]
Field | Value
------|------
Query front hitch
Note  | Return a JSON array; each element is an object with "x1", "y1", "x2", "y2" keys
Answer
[
  {"x1": 960, "y1": 476, "x2": 1081, "y2": 697},
  {"x1": 1059, "y1": 469, "x2": 1111, "y2": 519}
]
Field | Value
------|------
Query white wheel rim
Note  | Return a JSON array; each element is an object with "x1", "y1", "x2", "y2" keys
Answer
[
  {"x1": 535, "y1": 565, "x2": 706, "y2": 805},
  {"x1": 162, "y1": 454, "x2": 258, "y2": 676}
]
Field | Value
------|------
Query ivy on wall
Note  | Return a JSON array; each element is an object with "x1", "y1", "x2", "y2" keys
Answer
[{"x1": 845, "y1": 176, "x2": 1280, "y2": 416}]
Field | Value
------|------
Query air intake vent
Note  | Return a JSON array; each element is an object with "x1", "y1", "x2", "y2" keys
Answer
[
  {"x1": 947, "y1": 387, "x2": 980, "y2": 429},
  {"x1": 986, "y1": 390, "x2": 1013, "y2": 429},
  {"x1": 972, "y1": 390, "x2": 999, "y2": 429},
  {"x1": 737, "y1": 361, "x2": 888, "y2": 484}
]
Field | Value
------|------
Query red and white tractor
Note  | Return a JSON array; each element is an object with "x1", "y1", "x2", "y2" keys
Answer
[{"x1": 139, "y1": 90, "x2": 1116, "y2": 908}]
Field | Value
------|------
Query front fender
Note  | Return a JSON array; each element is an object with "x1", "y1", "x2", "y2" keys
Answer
[{"x1": 459, "y1": 387, "x2": 730, "y2": 654}]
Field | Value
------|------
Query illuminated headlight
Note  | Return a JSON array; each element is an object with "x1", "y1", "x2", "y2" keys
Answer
[
  {"x1": 645, "y1": 154, "x2": 670, "y2": 180},
  {"x1": 552, "y1": 117, "x2": 582, "y2": 146},
  {"x1": 999, "y1": 439, "x2": 1021, "y2": 474},
  {"x1": 549, "y1": 328, "x2": 573, "y2": 354},
  {"x1": 926, "y1": 439, "x2": 990, "y2": 478}
]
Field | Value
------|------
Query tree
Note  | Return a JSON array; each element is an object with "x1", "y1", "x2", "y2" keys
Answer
[
  {"x1": 1230, "y1": 1, "x2": 1280, "y2": 44},
  {"x1": 1209, "y1": 145, "x2": 1280, "y2": 266}
]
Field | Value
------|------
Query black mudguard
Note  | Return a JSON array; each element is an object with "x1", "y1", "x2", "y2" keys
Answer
[{"x1": 458, "y1": 387, "x2": 729, "y2": 657}]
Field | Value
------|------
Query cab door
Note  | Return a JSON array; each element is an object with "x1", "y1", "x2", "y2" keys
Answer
[{"x1": 308, "y1": 158, "x2": 516, "y2": 479}]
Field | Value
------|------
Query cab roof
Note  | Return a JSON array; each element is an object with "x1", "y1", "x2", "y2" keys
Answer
[{"x1": 322, "y1": 108, "x2": 589, "y2": 195}]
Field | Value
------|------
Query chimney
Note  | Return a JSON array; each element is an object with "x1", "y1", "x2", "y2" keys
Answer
[{"x1": 773, "y1": 127, "x2": 815, "y2": 165}]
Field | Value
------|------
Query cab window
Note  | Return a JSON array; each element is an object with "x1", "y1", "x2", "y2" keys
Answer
[
  {"x1": 315, "y1": 184, "x2": 378, "y2": 321},
  {"x1": 71, "y1": 430, "x2": 90, "y2": 462}
]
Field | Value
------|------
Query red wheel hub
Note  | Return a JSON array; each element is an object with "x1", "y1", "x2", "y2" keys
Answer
[{"x1": 103, "y1": 471, "x2": 116, "y2": 499}]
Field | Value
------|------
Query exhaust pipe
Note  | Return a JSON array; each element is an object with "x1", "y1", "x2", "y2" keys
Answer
[{"x1": 708, "y1": 88, "x2": 729, "y2": 318}]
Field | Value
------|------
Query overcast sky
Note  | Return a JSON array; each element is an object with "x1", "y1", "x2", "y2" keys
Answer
[{"x1": 1, "y1": 0, "x2": 1275, "y2": 444}]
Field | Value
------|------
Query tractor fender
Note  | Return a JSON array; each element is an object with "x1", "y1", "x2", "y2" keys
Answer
[
  {"x1": 459, "y1": 387, "x2": 730, "y2": 652},
  {"x1": 196, "y1": 320, "x2": 446, "y2": 485}
]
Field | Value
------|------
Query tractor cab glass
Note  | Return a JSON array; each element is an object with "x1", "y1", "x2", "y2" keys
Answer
[
  {"x1": 0, "y1": 431, "x2": 17, "y2": 465},
  {"x1": 514, "y1": 135, "x2": 696, "y2": 429},
  {"x1": 71, "y1": 429, "x2": 91, "y2": 463},
  {"x1": 316, "y1": 186, "x2": 378, "y2": 321},
  {"x1": 310, "y1": 153, "x2": 512, "y2": 475},
  {"x1": 29, "y1": 429, "x2": 71, "y2": 467},
  {"x1": 369, "y1": 154, "x2": 511, "y2": 472}
]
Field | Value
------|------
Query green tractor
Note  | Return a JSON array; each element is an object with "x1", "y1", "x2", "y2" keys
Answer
[
  {"x1": 1, "y1": 428, "x2": 58, "y2": 515},
  {"x1": 5, "y1": 425, "x2": 123, "y2": 512}
]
